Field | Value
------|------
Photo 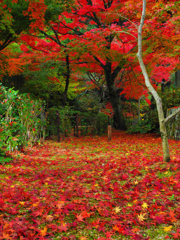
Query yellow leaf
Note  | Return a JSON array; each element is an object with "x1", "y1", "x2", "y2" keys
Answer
[
  {"x1": 137, "y1": 213, "x2": 146, "y2": 222},
  {"x1": 114, "y1": 206, "x2": 121, "y2": 213},
  {"x1": 40, "y1": 227, "x2": 47, "y2": 236},
  {"x1": 142, "y1": 203, "x2": 148, "y2": 209},
  {"x1": 164, "y1": 225, "x2": 172, "y2": 232},
  {"x1": 19, "y1": 201, "x2": 25, "y2": 206},
  {"x1": 134, "y1": 180, "x2": 138, "y2": 185}
]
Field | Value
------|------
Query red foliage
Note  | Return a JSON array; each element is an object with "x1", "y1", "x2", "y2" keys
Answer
[{"x1": 19, "y1": 0, "x2": 180, "y2": 102}]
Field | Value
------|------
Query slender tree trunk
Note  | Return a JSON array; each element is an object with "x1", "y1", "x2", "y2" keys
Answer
[{"x1": 137, "y1": 0, "x2": 170, "y2": 162}]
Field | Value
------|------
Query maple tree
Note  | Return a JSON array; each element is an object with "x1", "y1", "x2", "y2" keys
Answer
[
  {"x1": 20, "y1": 0, "x2": 134, "y2": 130},
  {"x1": 19, "y1": 0, "x2": 180, "y2": 130},
  {"x1": 137, "y1": 0, "x2": 180, "y2": 162}
]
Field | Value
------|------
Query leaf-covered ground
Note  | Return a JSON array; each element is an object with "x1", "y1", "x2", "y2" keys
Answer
[{"x1": 1, "y1": 130, "x2": 180, "y2": 240}]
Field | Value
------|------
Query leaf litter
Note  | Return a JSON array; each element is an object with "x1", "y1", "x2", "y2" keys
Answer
[{"x1": 0, "y1": 130, "x2": 180, "y2": 239}]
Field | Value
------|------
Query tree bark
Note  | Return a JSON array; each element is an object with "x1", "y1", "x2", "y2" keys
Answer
[
  {"x1": 62, "y1": 55, "x2": 70, "y2": 106},
  {"x1": 108, "y1": 84, "x2": 127, "y2": 130},
  {"x1": 137, "y1": 0, "x2": 171, "y2": 162},
  {"x1": 105, "y1": 65, "x2": 127, "y2": 130}
]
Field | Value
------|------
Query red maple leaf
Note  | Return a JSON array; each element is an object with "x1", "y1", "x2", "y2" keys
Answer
[
  {"x1": 76, "y1": 214, "x2": 84, "y2": 222},
  {"x1": 59, "y1": 223, "x2": 68, "y2": 232},
  {"x1": 171, "y1": 229, "x2": 180, "y2": 239}
]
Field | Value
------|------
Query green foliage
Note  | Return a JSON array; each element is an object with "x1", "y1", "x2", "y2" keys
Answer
[
  {"x1": 46, "y1": 105, "x2": 108, "y2": 138},
  {"x1": 18, "y1": 59, "x2": 79, "y2": 107},
  {"x1": 127, "y1": 109, "x2": 159, "y2": 134},
  {"x1": 75, "y1": 91, "x2": 102, "y2": 114},
  {"x1": 0, "y1": 83, "x2": 46, "y2": 152},
  {"x1": 123, "y1": 101, "x2": 138, "y2": 118},
  {"x1": 0, "y1": 0, "x2": 30, "y2": 50},
  {"x1": 0, "y1": 156, "x2": 13, "y2": 165},
  {"x1": 127, "y1": 118, "x2": 152, "y2": 134},
  {"x1": 47, "y1": 106, "x2": 73, "y2": 138},
  {"x1": 44, "y1": 0, "x2": 74, "y2": 23},
  {"x1": 79, "y1": 112, "x2": 108, "y2": 136},
  {"x1": 166, "y1": 107, "x2": 180, "y2": 139},
  {"x1": 130, "y1": 85, "x2": 180, "y2": 135},
  {"x1": 159, "y1": 88, "x2": 180, "y2": 115},
  {"x1": 0, "y1": 148, "x2": 13, "y2": 164}
]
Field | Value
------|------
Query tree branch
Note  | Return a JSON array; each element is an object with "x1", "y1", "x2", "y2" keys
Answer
[
  {"x1": 38, "y1": 29, "x2": 60, "y2": 46},
  {"x1": 111, "y1": 64, "x2": 122, "y2": 81},
  {"x1": 165, "y1": 108, "x2": 180, "y2": 124}
]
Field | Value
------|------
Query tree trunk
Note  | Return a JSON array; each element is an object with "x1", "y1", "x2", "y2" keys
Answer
[
  {"x1": 62, "y1": 55, "x2": 70, "y2": 107},
  {"x1": 137, "y1": 0, "x2": 170, "y2": 162},
  {"x1": 109, "y1": 86, "x2": 127, "y2": 130},
  {"x1": 105, "y1": 67, "x2": 127, "y2": 130},
  {"x1": 156, "y1": 100, "x2": 170, "y2": 162}
]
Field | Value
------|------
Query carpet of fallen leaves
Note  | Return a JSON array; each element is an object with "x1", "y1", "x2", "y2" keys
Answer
[{"x1": 1, "y1": 130, "x2": 180, "y2": 240}]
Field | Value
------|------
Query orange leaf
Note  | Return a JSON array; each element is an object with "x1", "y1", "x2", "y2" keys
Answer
[
  {"x1": 46, "y1": 215, "x2": 53, "y2": 222},
  {"x1": 132, "y1": 228, "x2": 140, "y2": 233},
  {"x1": 40, "y1": 227, "x2": 47, "y2": 237}
]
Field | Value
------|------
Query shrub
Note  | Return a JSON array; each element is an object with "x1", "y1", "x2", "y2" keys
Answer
[
  {"x1": 127, "y1": 109, "x2": 159, "y2": 134},
  {"x1": 0, "y1": 83, "x2": 46, "y2": 152}
]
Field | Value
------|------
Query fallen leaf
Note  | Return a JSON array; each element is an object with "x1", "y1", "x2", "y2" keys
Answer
[
  {"x1": 164, "y1": 225, "x2": 172, "y2": 232},
  {"x1": 114, "y1": 206, "x2": 121, "y2": 213},
  {"x1": 77, "y1": 214, "x2": 84, "y2": 221},
  {"x1": 46, "y1": 215, "x2": 53, "y2": 222},
  {"x1": 79, "y1": 237, "x2": 87, "y2": 240},
  {"x1": 142, "y1": 202, "x2": 148, "y2": 209},
  {"x1": 40, "y1": 227, "x2": 47, "y2": 236},
  {"x1": 137, "y1": 213, "x2": 146, "y2": 222}
]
